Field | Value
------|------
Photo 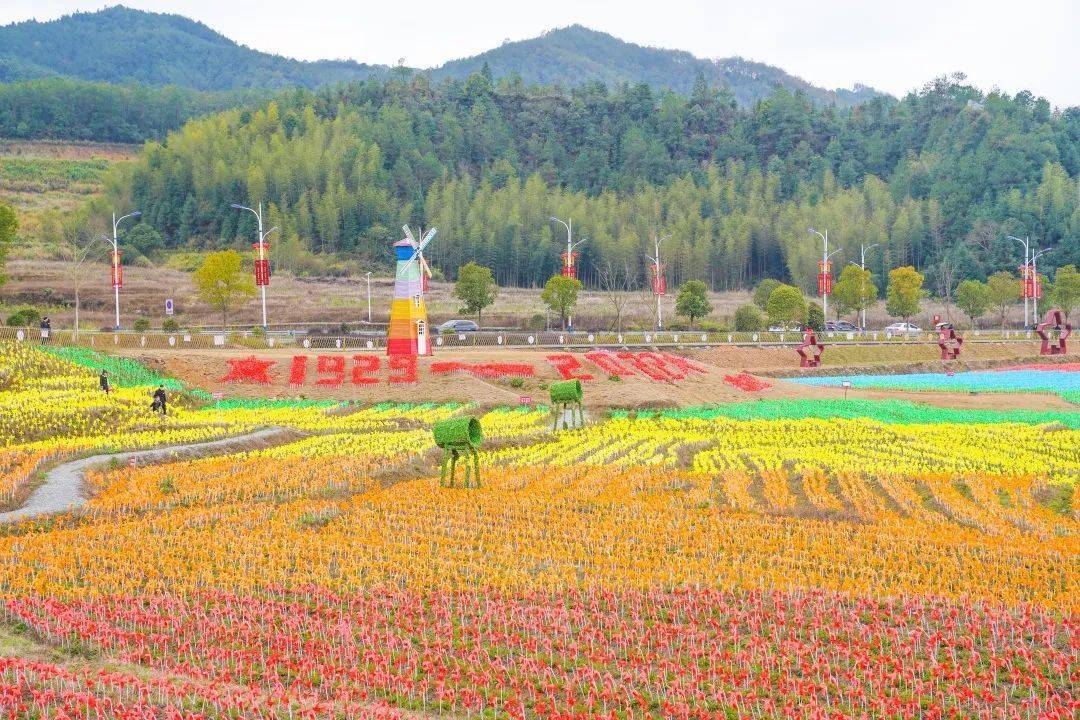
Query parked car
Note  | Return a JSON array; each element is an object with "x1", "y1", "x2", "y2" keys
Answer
[
  {"x1": 438, "y1": 319, "x2": 479, "y2": 333},
  {"x1": 826, "y1": 320, "x2": 860, "y2": 332},
  {"x1": 767, "y1": 323, "x2": 804, "y2": 332},
  {"x1": 884, "y1": 322, "x2": 923, "y2": 334},
  {"x1": 934, "y1": 321, "x2": 955, "y2": 331}
]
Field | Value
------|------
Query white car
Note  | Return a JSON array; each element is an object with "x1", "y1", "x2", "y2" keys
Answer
[{"x1": 884, "y1": 322, "x2": 923, "y2": 334}]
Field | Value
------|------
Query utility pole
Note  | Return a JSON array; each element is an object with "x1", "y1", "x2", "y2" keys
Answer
[
  {"x1": 1008, "y1": 236, "x2": 1031, "y2": 327},
  {"x1": 111, "y1": 210, "x2": 141, "y2": 330},
  {"x1": 549, "y1": 216, "x2": 586, "y2": 332},
  {"x1": 848, "y1": 242, "x2": 879, "y2": 331},
  {"x1": 232, "y1": 203, "x2": 277, "y2": 330},
  {"x1": 808, "y1": 227, "x2": 841, "y2": 323},
  {"x1": 365, "y1": 271, "x2": 372, "y2": 323}
]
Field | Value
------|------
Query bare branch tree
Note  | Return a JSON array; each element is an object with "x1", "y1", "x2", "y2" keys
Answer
[
  {"x1": 594, "y1": 259, "x2": 635, "y2": 332},
  {"x1": 51, "y1": 215, "x2": 108, "y2": 337},
  {"x1": 934, "y1": 253, "x2": 957, "y2": 323}
]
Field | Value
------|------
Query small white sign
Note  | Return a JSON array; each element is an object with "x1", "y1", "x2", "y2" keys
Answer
[
  {"x1": 165, "y1": 298, "x2": 174, "y2": 316},
  {"x1": 841, "y1": 380, "x2": 853, "y2": 389}
]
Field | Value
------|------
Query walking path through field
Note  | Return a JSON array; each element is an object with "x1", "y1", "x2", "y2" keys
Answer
[{"x1": 0, "y1": 428, "x2": 288, "y2": 523}]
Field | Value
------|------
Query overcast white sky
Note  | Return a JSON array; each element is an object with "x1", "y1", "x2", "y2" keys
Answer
[{"x1": 3, "y1": 1, "x2": 1078, "y2": 105}]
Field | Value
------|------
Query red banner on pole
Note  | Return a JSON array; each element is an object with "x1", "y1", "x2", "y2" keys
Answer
[
  {"x1": 561, "y1": 251, "x2": 578, "y2": 279},
  {"x1": 816, "y1": 260, "x2": 833, "y2": 296},
  {"x1": 651, "y1": 264, "x2": 666, "y2": 295},
  {"x1": 110, "y1": 250, "x2": 122, "y2": 289},
  {"x1": 254, "y1": 258, "x2": 270, "y2": 287},
  {"x1": 253, "y1": 242, "x2": 270, "y2": 286},
  {"x1": 1018, "y1": 265, "x2": 1043, "y2": 299}
]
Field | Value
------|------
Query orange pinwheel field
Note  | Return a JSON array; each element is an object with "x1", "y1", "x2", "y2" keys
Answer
[{"x1": 0, "y1": 342, "x2": 1076, "y2": 719}]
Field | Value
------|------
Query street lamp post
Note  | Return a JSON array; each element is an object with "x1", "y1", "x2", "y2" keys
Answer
[
  {"x1": 111, "y1": 210, "x2": 141, "y2": 330},
  {"x1": 849, "y1": 242, "x2": 879, "y2": 331},
  {"x1": 365, "y1": 272, "x2": 372, "y2": 323},
  {"x1": 808, "y1": 227, "x2": 842, "y2": 323},
  {"x1": 1031, "y1": 248, "x2": 1051, "y2": 322},
  {"x1": 648, "y1": 233, "x2": 671, "y2": 331},
  {"x1": 549, "y1": 216, "x2": 586, "y2": 332},
  {"x1": 1008, "y1": 236, "x2": 1031, "y2": 327},
  {"x1": 231, "y1": 202, "x2": 276, "y2": 330}
]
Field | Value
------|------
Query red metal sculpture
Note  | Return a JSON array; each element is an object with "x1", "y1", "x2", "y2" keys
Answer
[
  {"x1": 797, "y1": 328, "x2": 824, "y2": 368},
  {"x1": 1036, "y1": 309, "x2": 1071, "y2": 356},
  {"x1": 937, "y1": 326, "x2": 963, "y2": 360}
]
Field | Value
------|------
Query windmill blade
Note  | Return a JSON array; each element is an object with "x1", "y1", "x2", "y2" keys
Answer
[
  {"x1": 419, "y1": 226, "x2": 437, "y2": 249},
  {"x1": 401, "y1": 225, "x2": 416, "y2": 245},
  {"x1": 418, "y1": 253, "x2": 432, "y2": 277}
]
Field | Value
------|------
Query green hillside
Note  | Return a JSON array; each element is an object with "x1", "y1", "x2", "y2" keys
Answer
[
  {"x1": 111, "y1": 75, "x2": 1080, "y2": 290},
  {"x1": 433, "y1": 25, "x2": 881, "y2": 107},
  {"x1": 0, "y1": 6, "x2": 383, "y2": 90},
  {"x1": 0, "y1": 8, "x2": 877, "y2": 107}
]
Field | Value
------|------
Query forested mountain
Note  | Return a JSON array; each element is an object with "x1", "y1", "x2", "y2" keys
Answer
[
  {"x1": 434, "y1": 26, "x2": 881, "y2": 108},
  {"x1": 0, "y1": 6, "x2": 384, "y2": 90},
  {"x1": 0, "y1": 7, "x2": 876, "y2": 107},
  {"x1": 107, "y1": 74, "x2": 1080, "y2": 294}
]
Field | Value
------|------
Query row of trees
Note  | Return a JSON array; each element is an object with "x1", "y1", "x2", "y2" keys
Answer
[
  {"x1": 0, "y1": 78, "x2": 257, "y2": 143},
  {"x1": 4, "y1": 223, "x2": 1075, "y2": 331},
  {"x1": 730, "y1": 263, "x2": 1080, "y2": 333},
  {"x1": 451, "y1": 256, "x2": 1080, "y2": 333},
  {"x1": 104, "y1": 74, "x2": 1080, "y2": 292}
]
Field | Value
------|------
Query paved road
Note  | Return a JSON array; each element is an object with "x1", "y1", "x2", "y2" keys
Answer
[{"x1": 0, "y1": 428, "x2": 287, "y2": 523}]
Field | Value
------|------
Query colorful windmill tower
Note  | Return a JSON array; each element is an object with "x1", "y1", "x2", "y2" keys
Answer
[{"x1": 386, "y1": 225, "x2": 436, "y2": 356}]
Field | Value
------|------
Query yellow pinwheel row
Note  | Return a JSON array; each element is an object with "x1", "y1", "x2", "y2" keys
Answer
[{"x1": 0, "y1": 463, "x2": 1073, "y2": 609}]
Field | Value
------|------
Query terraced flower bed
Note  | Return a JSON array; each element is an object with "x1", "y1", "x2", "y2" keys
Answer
[{"x1": 0, "y1": 341, "x2": 1076, "y2": 718}]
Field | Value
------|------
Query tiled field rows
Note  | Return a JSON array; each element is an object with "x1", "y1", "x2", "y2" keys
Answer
[{"x1": 0, "y1": 342, "x2": 1077, "y2": 718}]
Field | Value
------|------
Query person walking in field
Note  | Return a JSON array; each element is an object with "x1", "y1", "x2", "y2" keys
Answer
[
  {"x1": 151, "y1": 385, "x2": 167, "y2": 415},
  {"x1": 39, "y1": 317, "x2": 51, "y2": 344},
  {"x1": 99, "y1": 370, "x2": 111, "y2": 394}
]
